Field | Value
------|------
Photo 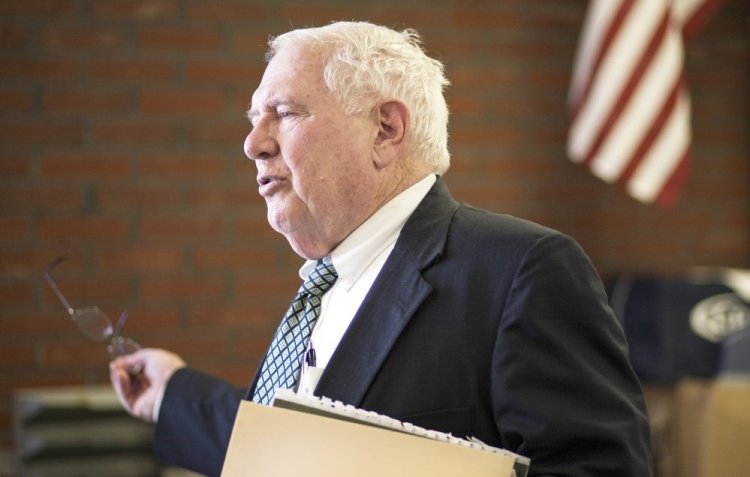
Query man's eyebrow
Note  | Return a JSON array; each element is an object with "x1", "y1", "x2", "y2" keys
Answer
[{"x1": 245, "y1": 98, "x2": 304, "y2": 121}]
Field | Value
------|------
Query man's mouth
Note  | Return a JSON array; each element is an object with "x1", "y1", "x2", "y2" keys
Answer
[{"x1": 257, "y1": 175, "x2": 284, "y2": 196}]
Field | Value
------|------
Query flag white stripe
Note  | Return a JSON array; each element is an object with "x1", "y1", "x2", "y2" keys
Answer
[
  {"x1": 673, "y1": 0, "x2": 708, "y2": 26},
  {"x1": 627, "y1": 91, "x2": 691, "y2": 202},
  {"x1": 568, "y1": 0, "x2": 620, "y2": 106}
]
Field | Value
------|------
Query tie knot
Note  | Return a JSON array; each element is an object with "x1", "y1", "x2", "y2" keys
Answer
[{"x1": 301, "y1": 260, "x2": 338, "y2": 297}]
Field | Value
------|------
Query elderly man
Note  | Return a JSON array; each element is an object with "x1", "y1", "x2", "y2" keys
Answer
[{"x1": 111, "y1": 21, "x2": 652, "y2": 477}]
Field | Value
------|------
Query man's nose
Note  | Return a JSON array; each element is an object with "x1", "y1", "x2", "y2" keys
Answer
[{"x1": 244, "y1": 121, "x2": 279, "y2": 161}]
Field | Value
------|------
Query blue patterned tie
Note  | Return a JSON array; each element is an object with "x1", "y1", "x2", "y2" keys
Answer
[{"x1": 252, "y1": 260, "x2": 338, "y2": 405}]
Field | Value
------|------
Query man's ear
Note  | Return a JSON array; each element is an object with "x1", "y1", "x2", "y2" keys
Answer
[{"x1": 372, "y1": 100, "x2": 409, "y2": 169}]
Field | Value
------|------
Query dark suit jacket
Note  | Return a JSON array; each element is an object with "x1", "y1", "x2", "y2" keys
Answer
[{"x1": 154, "y1": 178, "x2": 652, "y2": 476}]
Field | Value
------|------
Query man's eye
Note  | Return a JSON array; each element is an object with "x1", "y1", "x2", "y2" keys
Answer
[{"x1": 278, "y1": 110, "x2": 294, "y2": 118}]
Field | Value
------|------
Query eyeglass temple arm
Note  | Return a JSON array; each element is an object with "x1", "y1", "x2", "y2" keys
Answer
[
  {"x1": 113, "y1": 311, "x2": 129, "y2": 337},
  {"x1": 44, "y1": 257, "x2": 75, "y2": 316}
]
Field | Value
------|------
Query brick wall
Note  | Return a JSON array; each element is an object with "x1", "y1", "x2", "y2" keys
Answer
[{"x1": 0, "y1": 0, "x2": 748, "y2": 449}]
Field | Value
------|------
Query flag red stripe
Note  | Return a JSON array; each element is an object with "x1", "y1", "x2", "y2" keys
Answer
[
  {"x1": 654, "y1": 148, "x2": 691, "y2": 207},
  {"x1": 683, "y1": 0, "x2": 723, "y2": 38},
  {"x1": 581, "y1": 9, "x2": 670, "y2": 166}
]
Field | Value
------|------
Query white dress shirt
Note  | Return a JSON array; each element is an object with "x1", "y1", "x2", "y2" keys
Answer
[{"x1": 297, "y1": 174, "x2": 436, "y2": 394}]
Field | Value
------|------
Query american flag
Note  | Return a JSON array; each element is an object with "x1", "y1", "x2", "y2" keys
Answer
[{"x1": 567, "y1": 0, "x2": 722, "y2": 206}]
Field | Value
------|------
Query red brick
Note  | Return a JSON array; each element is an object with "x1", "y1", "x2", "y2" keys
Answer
[
  {"x1": 366, "y1": 8, "x2": 443, "y2": 27},
  {"x1": 185, "y1": 60, "x2": 263, "y2": 84},
  {"x1": 186, "y1": 2, "x2": 269, "y2": 22},
  {"x1": 0, "y1": 344, "x2": 36, "y2": 367},
  {"x1": 97, "y1": 185, "x2": 182, "y2": 210},
  {"x1": 0, "y1": 373, "x2": 89, "y2": 397},
  {"x1": 138, "y1": 152, "x2": 224, "y2": 178},
  {"x1": 139, "y1": 89, "x2": 226, "y2": 115},
  {"x1": 488, "y1": 96, "x2": 562, "y2": 116},
  {"x1": 443, "y1": 92, "x2": 481, "y2": 115},
  {"x1": 137, "y1": 26, "x2": 222, "y2": 50},
  {"x1": 228, "y1": 332, "x2": 276, "y2": 360},
  {"x1": 450, "y1": 181, "x2": 526, "y2": 206},
  {"x1": 186, "y1": 186, "x2": 257, "y2": 208},
  {"x1": 237, "y1": 274, "x2": 300, "y2": 298},
  {"x1": 0, "y1": 409, "x2": 11, "y2": 447},
  {"x1": 449, "y1": 66, "x2": 517, "y2": 89},
  {"x1": 188, "y1": 121, "x2": 248, "y2": 144},
  {"x1": 41, "y1": 89, "x2": 132, "y2": 113},
  {"x1": 451, "y1": 9, "x2": 519, "y2": 29},
  {"x1": 0, "y1": 24, "x2": 28, "y2": 48},
  {"x1": 0, "y1": 57, "x2": 79, "y2": 80},
  {"x1": 279, "y1": 4, "x2": 358, "y2": 25},
  {"x1": 38, "y1": 341, "x2": 112, "y2": 368},
  {"x1": 0, "y1": 88, "x2": 32, "y2": 111},
  {"x1": 0, "y1": 218, "x2": 31, "y2": 241},
  {"x1": 234, "y1": 90, "x2": 255, "y2": 110},
  {"x1": 0, "y1": 185, "x2": 85, "y2": 211},
  {"x1": 40, "y1": 153, "x2": 131, "y2": 179},
  {"x1": 187, "y1": 303, "x2": 270, "y2": 328},
  {"x1": 37, "y1": 217, "x2": 129, "y2": 241},
  {"x1": 231, "y1": 31, "x2": 272, "y2": 54},
  {"x1": 0, "y1": 280, "x2": 33, "y2": 304},
  {"x1": 91, "y1": 121, "x2": 178, "y2": 144},
  {"x1": 235, "y1": 215, "x2": 278, "y2": 241},
  {"x1": 88, "y1": 58, "x2": 176, "y2": 82},
  {"x1": 428, "y1": 37, "x2": 483, "y2": 57},
  {"x1": 91, "y1": 0, "x2": 179, "y2": 20},
  {"x1": 117, "y1": 307, "x2": 181, "y2": 334},
  {"x1": 450, "y1": 126, "x2": 522, "y2": 145},
  {"x1": 37, "y1": 25, "x2": 128, "y2": 49},
  {"x1": 93, "y1": 247, "x2": 183, "y2": 273},
  {"x1": 487, "y1": 157, "x2": 550, "y2": 177},
  {"x1": 528, "y1": 68, "x2": 572, "y2": 87},
  {"x1": 138, "y1": 276, "x2": 225, "y2": 301},
  {"x1": 488, "y1": 40, "x2": 565, "y2": 61},
  {"x1": 137, "y1": 216, "x2": 224, "y2": 241},
  {"x1": 0, "y1": 154, "x2": 31, "y2": 177},
  {"x1": 0, "y1": 250, "x2": 66, "y2": 278},
  {"x1": 193, "y1": 247, "x2": 274, "y2": 270},
  {"x1": 0, "y1": 0, "x2": 78, "y2": 16},
  {"x1": 147, "y1": 333, "x2": 228, "y2": 363},
  {"x1": 0, "y1": 119, "x2": 82, "y2": 145},
  {"x1": 42, "y1": 276, "x2": 131, "y2": 307}
]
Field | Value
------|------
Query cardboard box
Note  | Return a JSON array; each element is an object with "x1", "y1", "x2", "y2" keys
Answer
[{"x1": 700, "y1": 377, "x2": 750, "y2": 476}]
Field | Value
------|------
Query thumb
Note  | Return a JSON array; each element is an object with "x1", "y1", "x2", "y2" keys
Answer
[{"x1": 109, "y1": 363, "x2": 134, "y2": 409}]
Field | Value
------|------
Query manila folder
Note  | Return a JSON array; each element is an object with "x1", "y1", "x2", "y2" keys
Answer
[{"x1": 221, "y1": 401, "x2": 515, "y2": 477}]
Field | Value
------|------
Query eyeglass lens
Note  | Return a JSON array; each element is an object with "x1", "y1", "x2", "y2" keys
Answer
[
  {"x1": 72, "y1": 306, "x2": 115, "y2": 342},
  {"x1": 107, "y1": 336, "x2": 141, "y2": 360},
  {"x1": 45, "y1": 255, "x2": 141, "y2": 362},
  {"x1": 72, "y1": 307, "x2": 140, "y2": 359}
]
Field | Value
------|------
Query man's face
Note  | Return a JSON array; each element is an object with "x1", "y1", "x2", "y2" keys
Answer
[{"x1": 244, "y1": 44, "x2": 380, "y2": 259}]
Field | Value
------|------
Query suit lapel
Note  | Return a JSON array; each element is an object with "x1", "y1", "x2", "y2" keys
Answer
[{"x1": 315, "y1": 177, "x2": 460, "y2": 406}]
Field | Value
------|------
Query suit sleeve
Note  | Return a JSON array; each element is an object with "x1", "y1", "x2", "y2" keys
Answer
[
  {"x1": 152, "y1": 367, "x2": 243, "y2": 477},
  {"x1": 492, "y1": 232, "x2": 652, "y2": 477}
]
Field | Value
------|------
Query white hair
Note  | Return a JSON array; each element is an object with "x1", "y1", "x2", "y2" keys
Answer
[{"x1": 267, "y1": 21, "x2": 451, "y2": 174}]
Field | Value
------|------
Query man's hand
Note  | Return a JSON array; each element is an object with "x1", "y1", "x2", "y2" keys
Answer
[{"x1": 109, "y1": 348, "x2": 186, "y2": 423}]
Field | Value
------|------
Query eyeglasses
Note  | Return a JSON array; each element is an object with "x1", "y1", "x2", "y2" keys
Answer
[{"x1": 44, "y1": 255, "x2": 142, "y2": 363}]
